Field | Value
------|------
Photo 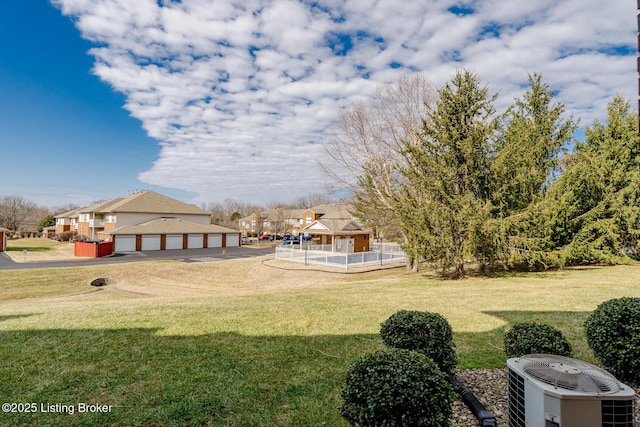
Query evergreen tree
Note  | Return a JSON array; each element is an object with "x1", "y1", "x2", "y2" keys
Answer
[
  {"x1": 514, "y1": 95, "x2": 640, "y2": 267},
  {"x1": 561, "y1": 95, "x2": 640, "y2": 263},
  {"x1": 38, "y1": 215, "x2": 56, "y2": 233},
  {"x1": 403, "y1": 70, "x2": 498, "y2": 277},
  {"x1": 493, "y1": 73, "x2": 577, "y2": 215},
  {"x1": 492, "y1": 73, "x2": 577, "y2": 268}
]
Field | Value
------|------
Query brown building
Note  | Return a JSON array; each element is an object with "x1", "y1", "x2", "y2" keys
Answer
[
  {"x1": 0, "y1": 228, "x2": 7, "y2": 252},
  {"x1": 303, "y1": 218, "x2": 371, "y2": 252}
]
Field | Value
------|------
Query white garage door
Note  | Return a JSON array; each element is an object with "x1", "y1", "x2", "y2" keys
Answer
[
  {"x1": 187, "y1": 234, "x2": 203, "y2": 249},
  {"x1": 142, "y1": 235, "x2": 161, "y2": 251},
  {"x1": 225, "y1": 233, "x2": 240, "y2": 247},
  {"x1": 115, "y1": 236, "x2": 136, "y2": 252},
  {"x1": 207, "y1": 234, "x2": 222, "y2": 248},
  {"x1": 166, "y1": 234, "x2": 183, "y2": 250}
]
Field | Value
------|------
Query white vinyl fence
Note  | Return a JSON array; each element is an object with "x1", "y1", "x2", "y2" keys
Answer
[{"x1": 275, "y1": 242, "x2": 406, "y2": 270}]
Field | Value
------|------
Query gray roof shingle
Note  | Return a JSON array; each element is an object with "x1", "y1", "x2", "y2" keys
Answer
[{"x1": 104, "y1": 217, "x2": 239, "y2": 235}]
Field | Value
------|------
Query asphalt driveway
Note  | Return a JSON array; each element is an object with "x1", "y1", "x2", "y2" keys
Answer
[{"x1": 0, "y1": 245, "x2": 275, "y2": 271}]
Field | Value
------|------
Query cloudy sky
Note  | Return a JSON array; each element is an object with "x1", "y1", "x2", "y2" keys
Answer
[{"x1": 0, "y1": 0, "x2": 636, "y2": 208}]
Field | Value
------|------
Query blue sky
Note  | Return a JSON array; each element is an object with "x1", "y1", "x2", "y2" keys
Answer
[
  {"x1": 0, "y1": 0, "x2": 636, "y2": 209},
  {"x1": 0, "y1": 0, "x2": 192, "y2": 207}
]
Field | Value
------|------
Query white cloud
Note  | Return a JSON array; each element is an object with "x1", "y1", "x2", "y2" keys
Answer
[{"x1": 51, "y1": 0, "x2": 636, "y2": 204}]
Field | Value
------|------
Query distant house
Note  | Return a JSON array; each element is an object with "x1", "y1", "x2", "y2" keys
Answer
[
  {"x1": 301, "y1": 204, "x2": 371, "y2": 253},
  {"x1": 42, "y1": 226, "x2": 57, "y2": 239},
  {"x1": 55, "y1": 207, "x2": 82, "y2": 235},
  {"x1": 237, "y1": 212, "x2": 261, "y2": 236},
  {"x1": 301, "y1": 204, "x2": 360, "y2": 228},
  {"x1": 238, "y1": 208, "x2": 304, "y2": 237},
  {"x1": 56, "y1": 190, "x2": 239, "y2": 253},
  {"x1": 238, "y1": 203, "x2": 370, "y2": 246}
]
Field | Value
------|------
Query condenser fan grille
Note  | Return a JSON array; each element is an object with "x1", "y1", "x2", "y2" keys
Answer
[{"x1": 519, "y1": 354, "x2": 621, "y2": 394}]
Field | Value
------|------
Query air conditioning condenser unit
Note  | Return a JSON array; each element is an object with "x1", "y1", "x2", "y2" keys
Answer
[{"x1": 507, "y1": 354, "x2": 636, "y2": 427}]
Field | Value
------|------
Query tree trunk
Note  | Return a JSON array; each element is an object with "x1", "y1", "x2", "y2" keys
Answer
[
  {"x1": 406, "y1": 256, "x2": 419, "y2": 273},
  {"x1": 454, "y1": 260, "x2": 465, "y2": 278}
]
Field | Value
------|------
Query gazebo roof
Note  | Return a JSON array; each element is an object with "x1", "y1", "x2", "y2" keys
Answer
[{"x1": 303, "y1": 219, "x2": 370, "y2": 236}]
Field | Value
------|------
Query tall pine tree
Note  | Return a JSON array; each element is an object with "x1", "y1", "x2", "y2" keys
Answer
[
  {"x1": 492, "y1": 73, "x2": 577, "y2": 215},
  {"x1": 402, "y1": 70, "x2": 498, "y2": 277},
  {"x1": 513, "y1": 95, "x2": 640, "y2": 267}
]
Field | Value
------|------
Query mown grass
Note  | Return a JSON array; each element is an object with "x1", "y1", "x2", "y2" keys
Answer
[
  {"x1": 5, "y1": 237, "x2": 76, "y2": 262},
  {"x1": 5, "y1": 238, "x2": 63, "y2": 252},
  {"x1": 1, "y1": 260, "x2": 639, "y2": 426}
]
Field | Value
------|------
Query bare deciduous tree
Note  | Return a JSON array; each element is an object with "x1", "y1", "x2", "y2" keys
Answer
[
  {"x1": 321, "y1": 74, "x2": 436, "y2": 272},
  {"x1": 0, "y1": 195, "x2": 37, "y2": 231},
  {"x1": 53, "y1": 203, "x2": 80, "y2": 215},
  {"x1": 202, "y1": 198, "x2": 264, "y2": 229},
  {"x1": 291, "y1": 193, "x2": 334, "y2": 209}
]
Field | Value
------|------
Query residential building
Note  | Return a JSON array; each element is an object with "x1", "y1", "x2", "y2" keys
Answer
[
  {"x1": 54, "y1": 190, "x2": 240, "y2": 253},
  {"x1": 237, "y1": 202, "x2": 371, "y2": 252},
  {"x1": 55, "y1": 207, "x2": 81, "y2": 235},
  {"x1": 238, "y1": 208, "x2": 304, "y2": 237},
  {"x1": 75, "y1": 190, "x2": 211, "y2": 240}
]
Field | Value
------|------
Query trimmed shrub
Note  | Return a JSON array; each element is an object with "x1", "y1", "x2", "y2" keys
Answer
[
  {"x1": 57, "y1": 231, "x2": 76, "y2": 242},
  {"x1": 380, "y1": 310, "x2": 457, "y2": 377},
  {"x1": 584, "y1": 297, "x2": 640, "y2": 382},
  {"x1": 340, "y1": 348, "x2": 453, "y2": 427},
  {"x1": 503, "y1": 322, "x2": 573, "y2": 358}
]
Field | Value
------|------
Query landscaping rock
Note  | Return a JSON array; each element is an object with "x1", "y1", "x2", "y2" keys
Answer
[
  {"x1": 89, "y1": 277, "x2": 116, "y2": 287},
  {"x1": 450, "y1": 368, "x2": 640, "y2": 427}
]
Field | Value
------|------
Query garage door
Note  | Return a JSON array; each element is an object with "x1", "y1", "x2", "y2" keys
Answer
[
  {"x1": 141, "y1": 235, "x2": 161, "y2": 251},
  {"x1": 187, "y1": 234, "x2": 203, "y2": 249},
  {"x1": 115, "y1": 235, "x2": 136, "y2": 252},
  {"x1": 225, "y1": 233, "x2": 240, "y2": 247},
  {"x1": 207, "y1": 234, "x2": 222, "y2": 248},
  {"x1": 166, "y1": 234, "x2": 183, "y2": 250}
]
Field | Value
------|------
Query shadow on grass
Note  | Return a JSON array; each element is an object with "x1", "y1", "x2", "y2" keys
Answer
[
  {"x1": 6, "y1": 246, "x2": 54, "y2": 253},
  {"x1": 0, "y1": 328, "x2": 382, "y2": 427},
  {"x1": 454, "y1": 310, "x2": 594, "y2": 369},
  {"x1": 419, "y1": 264, "x2": 609, "y2": 280}
]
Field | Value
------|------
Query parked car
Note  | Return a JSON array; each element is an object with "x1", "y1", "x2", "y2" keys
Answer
[
  {"x1": 283, "y1": 234, "x2": 293, "y2": 241},
  {"x1": 258, "y1": 234, "x2": 271, "y2": 241},
  {"x1": 280, "y1": 240, "x2": 300, "y2": 247}
]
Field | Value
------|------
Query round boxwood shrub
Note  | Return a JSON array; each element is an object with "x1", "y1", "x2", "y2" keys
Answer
[
  {"x1": 340, "y1": 348, "x2": 453, "y2": 427},
  {"x1": 503, "y1": 322, "x2": 573, "y2": 358},
  {"x1": 380, "y1": 310, "x2": 457, "y2": 377},
  {"x1": 584, "y1": 297, "x2": 640, "y2": 382}
]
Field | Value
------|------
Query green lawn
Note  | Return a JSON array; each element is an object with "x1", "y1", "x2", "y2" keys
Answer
[{"x1": 1, "y1": 259, "x2": 639, "y2": 426}]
